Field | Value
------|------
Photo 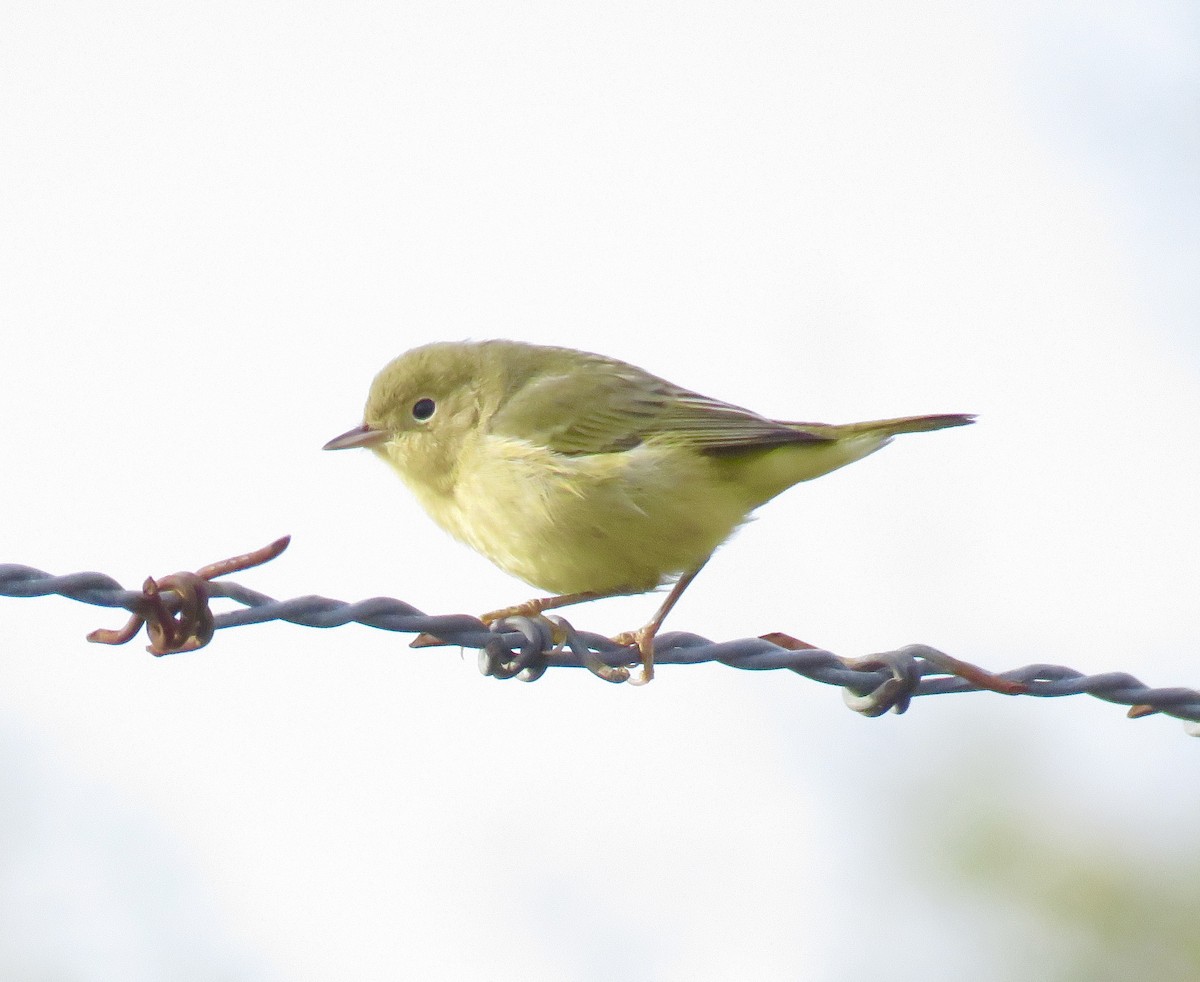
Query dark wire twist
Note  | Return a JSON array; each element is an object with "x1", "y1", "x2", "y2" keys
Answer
[{"x1": 1, "y1": 536, "x2": 1197, "y2": 734}]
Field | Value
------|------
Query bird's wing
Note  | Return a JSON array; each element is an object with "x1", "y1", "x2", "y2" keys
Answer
[{"x1": 489, "y1": 360, "x2": 833, "y2": 456}]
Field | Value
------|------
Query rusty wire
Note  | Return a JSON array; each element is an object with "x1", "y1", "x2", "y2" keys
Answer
[{"x1": 1, "y1": 536, "x2": 1198, "y2": 734}]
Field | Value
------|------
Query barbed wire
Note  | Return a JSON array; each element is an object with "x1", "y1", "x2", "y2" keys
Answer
[{"x1": 2, "y1": 536, "x2": 1198, "y2": 735}]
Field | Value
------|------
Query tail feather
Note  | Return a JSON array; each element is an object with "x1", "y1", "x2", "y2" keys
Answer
[
  {"x1": 845, "y1": 413, "x2": 976, "y2": 437},
  {"x1": 728, "y1": 412, "x2": 974, "y2": 502},
  {"x1": 784, "y1": 413, "x2": 975, "y2": 441}
]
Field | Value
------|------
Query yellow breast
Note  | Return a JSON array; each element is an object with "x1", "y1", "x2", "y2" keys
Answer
[{"x1": 383, "y1": 432, "x2": 753, "y2": 594}]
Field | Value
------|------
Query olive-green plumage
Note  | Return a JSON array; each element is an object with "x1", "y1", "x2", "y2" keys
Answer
[{"x1": 325, "y1": 339, "x2": 972, "y2": 681}]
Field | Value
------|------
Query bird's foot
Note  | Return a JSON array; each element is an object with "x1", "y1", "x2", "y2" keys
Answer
[{"x1": 610, "y1": 627, "x2": 655, "y2": 686}]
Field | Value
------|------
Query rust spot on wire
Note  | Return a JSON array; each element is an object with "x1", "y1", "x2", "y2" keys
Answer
[
  {"x1": 759, "y1": 632, "x2": 820, "y2": 650},
  {"x1": 87, "y1": 536, "x2": 290, "y2": 655},
  {"x1": 909, "y1": 647, "x2": 1029, "y2": 696}
]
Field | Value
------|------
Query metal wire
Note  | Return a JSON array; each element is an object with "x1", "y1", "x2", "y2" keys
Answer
[{"x1": 2, "y1": 542, "x2": 1198, "y2": 734}]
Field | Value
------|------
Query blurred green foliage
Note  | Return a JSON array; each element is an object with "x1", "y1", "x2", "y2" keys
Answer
[{"x1": 904, "y1": 735, "x2": 1200, "y2": 982}]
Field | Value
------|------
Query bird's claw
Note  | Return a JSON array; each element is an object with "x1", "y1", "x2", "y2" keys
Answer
[{"x1": 611, "y1": 629, "x2": 655, "y2": 685}]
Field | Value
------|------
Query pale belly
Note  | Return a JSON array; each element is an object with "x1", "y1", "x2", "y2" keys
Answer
[{"x1": 413, "y1": 437, "x2": 753, "y2": 595}]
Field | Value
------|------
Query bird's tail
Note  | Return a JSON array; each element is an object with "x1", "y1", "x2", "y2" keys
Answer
[
  {"x1": 834, "y1": 413, "x2": 976, "y2": 438},
  {"x1": 728, "y1": 412, "x2": 974, "y2": 504},
  {"x1": 785, "y1": 412, "x2": 975, "y2": 443}
]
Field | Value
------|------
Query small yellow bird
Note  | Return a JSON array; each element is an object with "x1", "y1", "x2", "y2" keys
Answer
[{"x1": 324, "y1": 340, "x2": 972, "y2": 683}]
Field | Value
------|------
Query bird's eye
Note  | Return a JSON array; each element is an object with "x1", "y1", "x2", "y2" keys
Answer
[{"x1": 411, "y1": 397, "x2": 436, "y2": 421}]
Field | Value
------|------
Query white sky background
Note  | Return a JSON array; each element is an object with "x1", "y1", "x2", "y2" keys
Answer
[{"x1": 2, "y1": 1, "x2": 1198, "y2": 980}]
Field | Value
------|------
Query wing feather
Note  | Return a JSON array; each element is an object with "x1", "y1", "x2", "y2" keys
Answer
[{"x1": 489, "y1": 356, "x2": 833, "y2": 456}]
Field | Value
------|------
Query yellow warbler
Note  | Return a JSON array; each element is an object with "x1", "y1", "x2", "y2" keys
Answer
[{"x1": 325, "y1": 340, "x2": 972, "y2": 683}]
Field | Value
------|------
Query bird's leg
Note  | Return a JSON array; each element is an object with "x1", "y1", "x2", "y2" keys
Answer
[
  {"x1": 477, "y1": 589, "x2": 648, "y2": 648},
  {"x1": 481, "y1": 590, "x2": 627, "y2": 624},
  {"x1": 413, "y1": 590, "x2": 631, "y2": 650},
  {"x1": 612, "y1": 560, "x2": 708, "y2": 686}
]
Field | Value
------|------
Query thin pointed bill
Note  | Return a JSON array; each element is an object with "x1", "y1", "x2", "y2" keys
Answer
[{"x1": 323, "y1": 424, "x2": 390, "y2": 451}]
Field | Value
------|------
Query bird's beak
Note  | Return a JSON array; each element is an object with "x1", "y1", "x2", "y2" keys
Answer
[{"x1": 323, "y1": 424, "x2": 390, "y2": 451}]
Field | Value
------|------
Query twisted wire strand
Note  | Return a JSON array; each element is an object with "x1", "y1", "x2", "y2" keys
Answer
[{"x1": 2, "y1": 558, "x2": 1198, "y2": 733}]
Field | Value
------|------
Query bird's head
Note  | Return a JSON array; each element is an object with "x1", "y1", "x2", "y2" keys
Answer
[{"x1": 323, "y1": 342, "x2": 500, "y2": 492}]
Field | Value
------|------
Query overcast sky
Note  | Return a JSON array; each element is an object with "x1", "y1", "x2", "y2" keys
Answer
[{"x1": 2, "y1": 2, "x2": 1198, "y2": 980}]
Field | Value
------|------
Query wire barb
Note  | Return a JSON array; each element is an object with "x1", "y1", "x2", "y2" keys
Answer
[
  {"x1": 84, "y1": 537, "x2": 290, "y2": 655},
  {"x1": 2, "y1": 535, "x2": 1198, "y2": 734}
]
